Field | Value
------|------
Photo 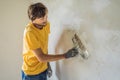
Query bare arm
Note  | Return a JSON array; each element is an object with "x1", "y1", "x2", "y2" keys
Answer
[{"x1": 32, "y1": 48, "x2": 65, "y2": 62}]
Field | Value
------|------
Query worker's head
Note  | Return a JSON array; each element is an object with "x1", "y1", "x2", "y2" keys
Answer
[{"x1": 28, "y1": 2, "x2": 48, "y2": 29}]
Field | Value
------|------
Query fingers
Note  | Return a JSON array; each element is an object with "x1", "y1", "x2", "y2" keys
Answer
[
  {"x1": 65, "y1": 47, "x2": 79, "y2": 58},
  {"x1": 72, "y1": 48, "x2": 79, "y2": 53},
  {"x1": 47, "y1": 70, "x2": 52, "y2": 78}
]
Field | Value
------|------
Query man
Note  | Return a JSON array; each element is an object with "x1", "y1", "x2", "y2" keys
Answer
[{"x1": 22, "y1": 2, "x2": 78, "y2": 80}]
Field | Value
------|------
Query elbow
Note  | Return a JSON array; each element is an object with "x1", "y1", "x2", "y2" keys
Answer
[
  {"x1": 38, "y1": 58, "x2": 46, "y2": 62},
  {"x1": 32, "y1": 48, "x2": 48, "y2": 62},
  {"x1": 37, "y1": 55, "x2": 47, "y2": 62}
]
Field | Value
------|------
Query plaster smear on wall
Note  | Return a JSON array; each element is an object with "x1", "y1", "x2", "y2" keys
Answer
[{"x1": 30, "y1": 0, "x2": 120, "y2": 80}]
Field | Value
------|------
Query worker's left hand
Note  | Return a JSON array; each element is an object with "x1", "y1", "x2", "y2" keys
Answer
[{"x1": 47, "y1": 63, "x2": 52, "y2": 78}]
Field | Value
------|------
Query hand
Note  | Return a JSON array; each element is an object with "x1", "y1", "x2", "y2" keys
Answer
[
  {"x1": 64, "y1": 47, "x2": 79, "y2": 58},
  {"x1": 47, "y1": 63, "x2": 52, "y2": 78}
]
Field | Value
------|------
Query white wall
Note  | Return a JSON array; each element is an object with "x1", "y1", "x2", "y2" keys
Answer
[
  {"x1": 0, "y1": 0, "x2": 120, "y2": 80},
  {"x1": 30, "y1": 0, "x2": 120, "y2": 80},
  {"x1": 0, "y1": 0, "x2": 29, "y2": 80}
]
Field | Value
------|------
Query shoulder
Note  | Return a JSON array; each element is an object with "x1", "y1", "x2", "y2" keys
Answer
[
  {"x1": 24, "y1": 23, "x2": 36, "y2": 36},
  {"x1": 46, "y1": 22, "x2": 50, "y2": 28},
  {"x1": 45, "y1": 22, "x2": 50, "y2": 33},
  {"x1": 47, "y1": 22, "x2": 50, "y2": 26},
  {"x1": 25, "y1": 23, "x2": 34, "y2": 32},
  {"x1": 45, "y1": 21, "x2": 50, "y2": 28},
  {"x1": 24, "y1": 30, "x2": 35, "y2": 38}
]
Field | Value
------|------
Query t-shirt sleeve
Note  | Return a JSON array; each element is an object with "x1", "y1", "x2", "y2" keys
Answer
[{"x1": 24, "y1": 31, "x2": 41, "y2": 50}]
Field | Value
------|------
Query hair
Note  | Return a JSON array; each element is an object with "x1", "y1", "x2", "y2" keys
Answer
[{"x1": 28, "y1": 2, "x2": 48, "y2": 21}]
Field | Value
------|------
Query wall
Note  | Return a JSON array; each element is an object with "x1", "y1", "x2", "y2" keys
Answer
[
  {"x1": 0, "y1": 0, "x2": 120, "y2": 80},
  {"x1": 0, "y1": 0, "x2": 29, "y2": 80},
  {"x1": 30, "y1": 0, "x2": 120, "y2": 80}
]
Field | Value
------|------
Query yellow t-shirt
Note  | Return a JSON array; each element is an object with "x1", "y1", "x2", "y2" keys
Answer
[{"x1": 22, "y1": 22, "x2": 50, "y2": 75}]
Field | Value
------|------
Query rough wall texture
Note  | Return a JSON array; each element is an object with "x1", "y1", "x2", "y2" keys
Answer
[
  {"x1": 30, "y1": 0, "x2": 120, "y2": 80},
  {"x1": 1, "y1": 0, "x2": 120, "y2": 80}
]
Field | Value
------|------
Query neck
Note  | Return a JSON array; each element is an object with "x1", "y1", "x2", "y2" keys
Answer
[{"x1": 32, "y1": 23, "x2": 43, "y2": 30}]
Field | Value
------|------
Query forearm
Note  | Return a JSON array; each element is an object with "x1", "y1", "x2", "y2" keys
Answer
[
  {"x1": 32, "y1": 48, "x2": 66, "y2": 62},
  {"x1": 39, "y1": 53, "x2": 65, "y2": 62},
  {"x1": 32, "y1": 47, "x2": 78, "y2": 63}
]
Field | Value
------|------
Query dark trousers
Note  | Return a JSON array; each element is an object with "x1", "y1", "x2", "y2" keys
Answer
[{"x1": 22, "y1": 70, "x2": 47, "y2": 80}]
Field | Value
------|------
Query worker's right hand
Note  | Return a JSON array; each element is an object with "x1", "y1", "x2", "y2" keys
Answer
[
  {"x1": 64, "y1": 47, "x2": 79, "y2": 58},
  {"x1": 47, "y1": 63, "x2": 52, "y2": 78}
]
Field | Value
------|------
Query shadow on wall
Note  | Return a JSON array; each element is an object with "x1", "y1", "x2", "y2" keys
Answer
[
  {"x1": 52, "y1": 21, "x2": 97, "y2": 80},
  {"x1": 55, "y1": 28, "x2": 75, "y2": 80}
]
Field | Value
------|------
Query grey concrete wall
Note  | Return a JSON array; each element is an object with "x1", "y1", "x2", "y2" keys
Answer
[
  {"x1": 0, "y1": 0, "x2": 120, "y2": 80},
  {"x1": 34, "y1": 0, "x2": 120, "y2": 80}
]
